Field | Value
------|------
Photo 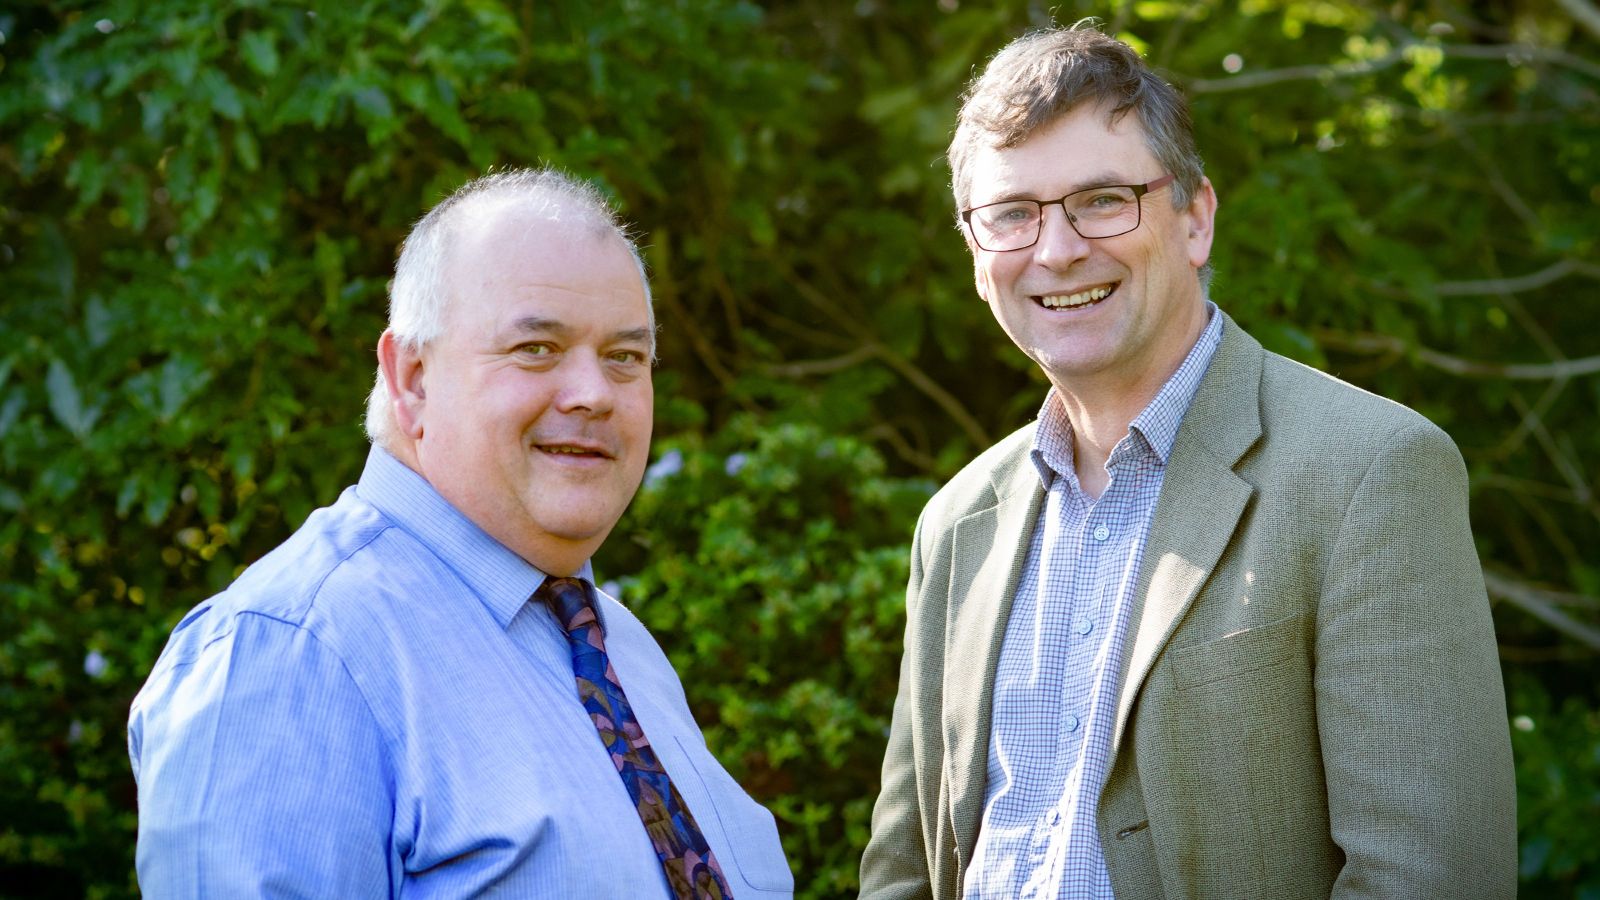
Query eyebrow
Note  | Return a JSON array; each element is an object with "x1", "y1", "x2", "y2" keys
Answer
[
  {"x1": 983, "y1": 171, "x2": 1137, "y2": 204},
  {"x1": 609, "y1": 327, "x2": 655, "y2": 346},
  {"x1": 508, "y1": 317, "x2": 653, "y2": 345}
]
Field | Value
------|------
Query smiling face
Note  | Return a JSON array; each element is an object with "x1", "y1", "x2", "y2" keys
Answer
[
  {"x1": 383, "y1": 205, "x2": 654, "y2": 575},
  {"x1": 965, "y1": 102, "x2": 1217, "y2": 400}
]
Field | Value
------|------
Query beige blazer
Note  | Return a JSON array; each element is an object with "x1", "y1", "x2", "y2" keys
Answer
[{"x1": 860, "y1": 316, "x2": 1517, "y2": 899}]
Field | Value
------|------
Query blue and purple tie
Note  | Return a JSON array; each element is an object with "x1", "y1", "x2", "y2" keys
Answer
[{"x1": 537, "y1": 576, "x2": 735, "y2": 900}]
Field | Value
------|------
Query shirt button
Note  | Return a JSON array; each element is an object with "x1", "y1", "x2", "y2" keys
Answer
[
  {"x1": 1064, "y1": 714, "x2": 1081, "y2": 732},
  {"x1": 1074, "y1": 618, "x2": 1093, "y2": 636},
  {"x1": 1093, "y1": 525, "x2": 1110, "y2": 541}
]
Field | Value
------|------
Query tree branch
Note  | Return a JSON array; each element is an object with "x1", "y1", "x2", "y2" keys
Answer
[
  {"x1": 1479, "y1": 473, "x2": 1593, "y2": 505},
  {"x1": 646, "y1": 242, "x2": 752, "y2": 408},
  {"x1": 867, "y1": 343, "x2": 993, "y2": 451},
  {"x1": 1505, "y1": 474, "x2": 1587, "y2": 572},
  {"x1": 1366, "y1": 258, "x2": 1600, "y2": 300},
  {"x1": 1445, "y1": 42, "x2": 1600, "y2": 79},
  {"x1": 1447, "y1": 122, "x2": 1542, "y2": 232},
  {"x1": 861, "y1": 422, "x2": 939, "y2": 472},
  {"x1": 1186, "y1": 50, "x2": 1404, "y2": 93},
  {"x1": 1555, "y1": 0, "x2": 1600, "y2": 42},
  {"x1": 760, "y1": 345, "x2": 878, "y2": 378},
  {"x1": 1315, "y1": 329, "x2": 1600, "y2": 379},
  {"x1": 1484, "y1": 569, "x2": 1600, "y2": 650},
  {"x1": 1508, "y1": 391, "x2": 1600, "y2": 524},
  {"x1": 1184, "y1": 41, "x2": 1600, "y2": 95},
  {"x1": 1492, "y1": 379, "x2": 1567, "y2": 460},
  {"x1": 762, "y1": 253, "x2": 993, "y2": 451},
  {"x1": 1433, "y1": 258, "x2": 1600, "y2": 296}
]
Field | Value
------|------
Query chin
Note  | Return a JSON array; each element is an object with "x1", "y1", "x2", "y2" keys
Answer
[{"x1": 536, "y1": 508, "x2": 622, "y2": 545}]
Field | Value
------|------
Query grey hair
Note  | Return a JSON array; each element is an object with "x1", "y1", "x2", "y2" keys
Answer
[
  {"x1": 948, "y1": 22, "x2": 1206, "y2": 215},
  {"x1": 364, "y1": 168, "x2": 654, "y2": 447}
]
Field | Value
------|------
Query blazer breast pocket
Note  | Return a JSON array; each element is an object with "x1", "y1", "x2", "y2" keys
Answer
[{"x1": 1169, "y1": 613, "x2": 1305, "y2": 691}]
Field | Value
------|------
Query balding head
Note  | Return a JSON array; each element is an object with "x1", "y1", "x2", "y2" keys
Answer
[{"x1": 366, "y1": 168, "x2": 653, "y2": 448}]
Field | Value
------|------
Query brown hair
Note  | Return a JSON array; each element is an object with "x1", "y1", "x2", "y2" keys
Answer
[{"x1": 948, "y1": 22, "x2": 1205, "y2": 214}]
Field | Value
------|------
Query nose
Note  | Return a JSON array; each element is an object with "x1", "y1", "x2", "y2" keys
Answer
[
  {"x1": 554, "y1": 351, "x2": 616, "y2": 417},
  {"x1": 1032, "y1": 203, "x2": 1092, "y2": 271}
]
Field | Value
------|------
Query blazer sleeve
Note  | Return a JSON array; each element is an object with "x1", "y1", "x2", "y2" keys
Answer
[
  {"x1": 1316, "y1": 422, "x2": 1517, "y2": 897},
  {"x1": 860, "y1": 512, "x2": 937, "y2": 900}
]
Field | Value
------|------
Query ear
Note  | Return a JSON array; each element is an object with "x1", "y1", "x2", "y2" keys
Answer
[
  {"x1": 377, "y1": 329, "x2": 427, "y2": 440},
  {"x1": 1183, "y1": 176, "x2": 1218, "y2": 269}
]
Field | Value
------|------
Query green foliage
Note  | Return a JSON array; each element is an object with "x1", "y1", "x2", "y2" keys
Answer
[
  {"x1": 598, "y1": 421, "x2": 934, "y2": 897},
  {"x1": 1509, "y1": 673, "x2": 1600, "y2": 896},
  {"x1": 2, "y1": 0, "x2": 1598, "y2": 895}
]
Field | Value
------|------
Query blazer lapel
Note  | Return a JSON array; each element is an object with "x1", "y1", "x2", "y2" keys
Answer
[
  {"x1": 1111, "y1": 318, "x2": 1265, "y2": 755},
  {"x1": 943, "y1": 445, "x2": 1044, "y2": 874}
]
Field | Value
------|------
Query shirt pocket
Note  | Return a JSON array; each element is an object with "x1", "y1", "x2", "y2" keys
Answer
[{"x1": 672, "y1": 737, "x2": 794, "y2": 895}]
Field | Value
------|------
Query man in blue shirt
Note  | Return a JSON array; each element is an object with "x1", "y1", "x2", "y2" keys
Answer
[
  {"x1": 129, "y1": 169, "x2": 793, "y2": 898},
  {"x1": 860, "y1": 23, "x2": 1515, "y2": 900}
]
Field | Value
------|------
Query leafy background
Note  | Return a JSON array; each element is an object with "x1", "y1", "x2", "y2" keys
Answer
[{"x1": 2, "y1": 0, "x2": 1597, "y2": 896}]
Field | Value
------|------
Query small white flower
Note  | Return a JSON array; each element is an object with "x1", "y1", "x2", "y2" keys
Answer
[
  {"x1": 68, "y1": 720, "x2": 85, "y2": 743},
  {"x1": 724, "y1": 452, "x2": 748, "y2": 476},
  {"x1": 84, "y1": 650, "x2": 108, "y2": 678}
]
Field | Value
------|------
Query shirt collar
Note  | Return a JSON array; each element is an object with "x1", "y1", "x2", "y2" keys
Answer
[
  {"x1": 1129, "y1": 302, "x2": 1224, "y2": 464},
  {"x1": 355, "y1": 446, "x2": 593, "y2": 630},
  {"x1": 1030, "y1": 301, "x2": 1225, "y2": 485}
]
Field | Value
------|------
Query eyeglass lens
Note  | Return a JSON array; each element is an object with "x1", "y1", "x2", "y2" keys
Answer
[{"x1": 969, "y1": 185, "x2": 1143, "y2": 251}]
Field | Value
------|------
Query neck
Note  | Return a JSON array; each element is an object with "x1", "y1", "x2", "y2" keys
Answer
[
  {"x1": 1050, "y1": 391, "x2": 1124, "y2": 500},
  {"x1": 383, "y1": 436, "x2": 422, "y2": 474},
  {"x1": 1049, "y1": 302, "x2": 1209, "y2": 499},
  {"x1": 380, "y1": 438, "x2": 595, "y2": 577}
]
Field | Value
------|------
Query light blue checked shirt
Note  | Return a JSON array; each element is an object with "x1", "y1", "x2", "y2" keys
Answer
[
  {"x1": 129, "y1": 447, "x2": 792, "y2": 899},
  {"x1": 965, "y1": 305, "x2": 1223, "y2": 899}
]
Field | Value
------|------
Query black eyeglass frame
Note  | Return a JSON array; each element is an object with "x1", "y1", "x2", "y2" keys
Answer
[{"x1": 960, "y1": 173, "x2": 1177, "y2": 252}]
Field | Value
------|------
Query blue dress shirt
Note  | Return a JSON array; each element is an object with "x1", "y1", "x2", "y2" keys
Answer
[
  {"x1": 129, "y1": 447, "x2": 793, "y2": 898},
  {"x1": 965, "y1": 305, "x2": 1223, "y2": 899}
]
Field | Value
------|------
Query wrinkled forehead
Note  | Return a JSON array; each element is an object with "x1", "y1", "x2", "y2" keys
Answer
[{"x1": 430, "y1": 192, "x2": 654, "y2": 347}]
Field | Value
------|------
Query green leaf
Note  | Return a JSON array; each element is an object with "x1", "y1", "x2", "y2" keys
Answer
[
  {"x1": 84, "y1": 295, "x2": 115, "y2": 349},
  {"x1": 142, "y1": 465, "x2": 177, "y2": 526},
  {"x1": 116, "y1": 473, "x2": 141, "y2": 517},
  {"x1": 0, "y1": 389, "x2": 25, "y2": 438},
  {"x1": 351, "y1": 85, "x2": 393, "y2": 121},
  {"x1": 46, "y1": 360, "x2": 99, "y2": 438},
  {"x1": 201, "y1": 69, "x2": 245, "y2": 121},
  {"x1": 65, "y1": 153, "x2": 108, "y2": 206},
  {"x1": 233, "y1": 128, "x2": 260, "y2": 172},
  {"x1": 156, "y1": 356, "x2": 212, "y2": 422},
  {"x1": 463, "y1": 0, "x2": 522, "y2": 39},
  {"x1": 240, "y1": 31, "x2": 280, "y2": 78}
]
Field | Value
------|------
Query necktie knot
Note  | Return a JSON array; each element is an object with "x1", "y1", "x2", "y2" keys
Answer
[{"x1": 537, "y1": 576, "x2": 598, "y2": 637}]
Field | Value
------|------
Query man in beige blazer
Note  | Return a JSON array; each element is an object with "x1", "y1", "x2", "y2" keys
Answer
[{"x1": 860, "y1": 24, "x2": 1516, "y2": 900}]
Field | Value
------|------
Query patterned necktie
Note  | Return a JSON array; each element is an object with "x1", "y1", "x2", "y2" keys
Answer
[{"x1": 537, "y1": 576, "x2": 735, "y2": 900}]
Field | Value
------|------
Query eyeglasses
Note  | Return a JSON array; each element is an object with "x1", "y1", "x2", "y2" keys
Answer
[{"x1": 961, "y1": 174, "x2": 1176, "y2": 252}]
